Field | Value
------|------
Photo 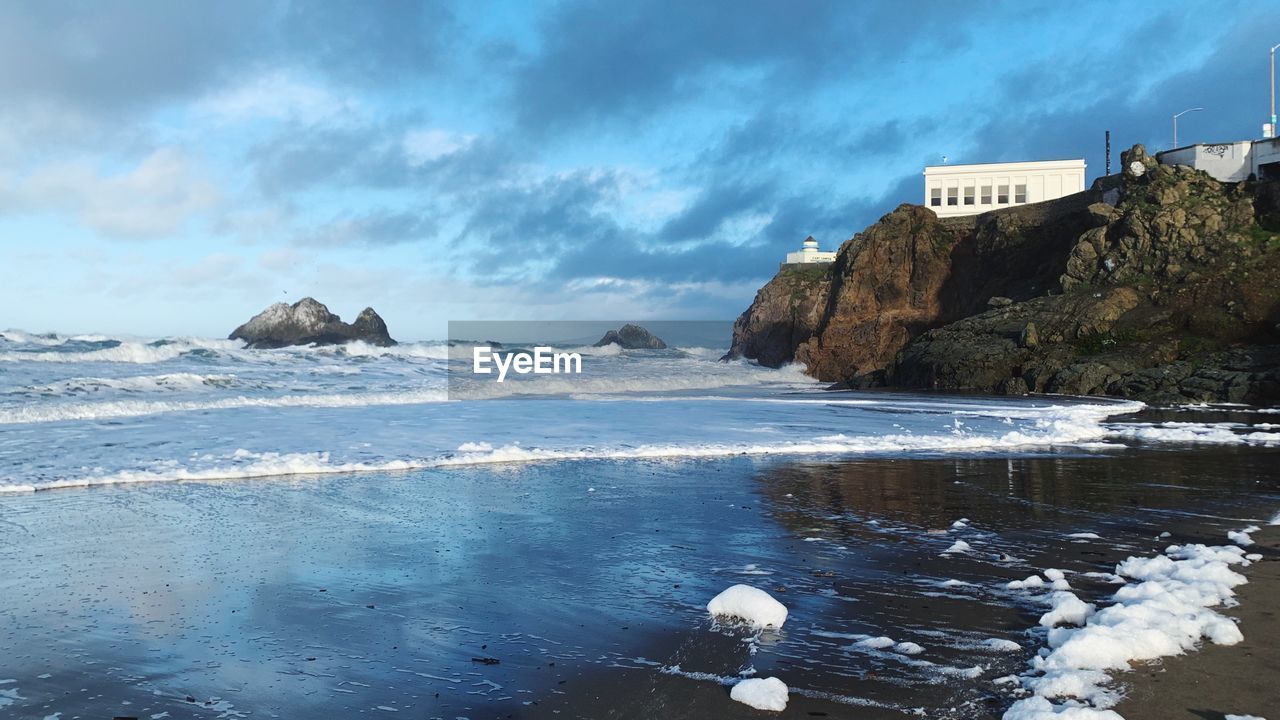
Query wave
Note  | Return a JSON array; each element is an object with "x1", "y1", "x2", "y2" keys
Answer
[
  {"x1": 6, "y1": 372, "x2": 241, "y2": 397},
  {"x1": 311, "y1": 340, "x2": 451, "y2": 360},
  {"x1": 0, "y1": 338, "x2": 249, "y2": 364},
  {"x1": 0, "y1": 332, "x2": 453, "y2": 364},
  {"x1": 463, "y1": 362, "x2": 816, "y2": 399},
  {"x1": 0, "y1": 388, "x2": 449, "y2": 424},
  {"x1": 1, "y1": 402, "x2": 1137, "y2": 491}
]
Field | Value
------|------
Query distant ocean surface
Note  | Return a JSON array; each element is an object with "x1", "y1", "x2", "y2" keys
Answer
[{"x1": 2, "y1": 328, "x2": 1279, "y2": 494}]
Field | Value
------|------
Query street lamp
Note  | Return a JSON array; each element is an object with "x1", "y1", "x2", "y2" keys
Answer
[
  {"x1": 1270, "y1": 43, "x2": 1280, "y2": 137},
  {"x1": 1173, "y1": 107, "x2": 1203, "y2": 148}
]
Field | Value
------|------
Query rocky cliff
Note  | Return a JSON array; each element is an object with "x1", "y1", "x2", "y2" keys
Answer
[
  {"x1": 727, "y1": 144, "x2": 1280, "y2": 405},
  {"x1": 230, "y1": 297, "x2": 396, "y2": 349}
]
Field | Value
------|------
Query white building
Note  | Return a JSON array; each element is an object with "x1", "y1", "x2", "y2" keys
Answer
[
  {"x1": 1156, "y1": 138, "x2": 1280, "y2": 182},
  {"x1": 923, "y1": 159, "x2": 1087, "y2": 217},
  {"x1": 783, "y1": 236, "x2": 836, "y2": 265}
]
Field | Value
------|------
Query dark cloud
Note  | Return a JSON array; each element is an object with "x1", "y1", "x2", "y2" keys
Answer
[
  {"x1": 964, "y1": 7, "x2": 1275, "y2": 178},
  {"x1": 509, "y1": 0, "x2": 1007, "y2": 135},
  {"x1": 279, "y1": 1, "x2": 456, "y2": 85}
]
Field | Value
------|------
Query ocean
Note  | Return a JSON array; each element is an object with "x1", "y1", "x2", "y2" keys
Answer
[{"x1": 1, "y1": 329, "x2": 1278, "y2": 719}]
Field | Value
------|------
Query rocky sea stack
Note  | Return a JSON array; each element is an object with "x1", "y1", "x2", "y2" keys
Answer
[
  {"x1": 594, "y1": 324, "x2": 667, "y2": 349},
  {"x1": 727, "y1": 144, "x2": 1280, "y2": 405},
  {"x1": 230, "y1": 297, "x2": 396, "y2": 349}
]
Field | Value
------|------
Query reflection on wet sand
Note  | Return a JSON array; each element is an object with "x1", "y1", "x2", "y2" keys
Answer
[{"x1": 1, "y1": 446, "x2": 1277, "y2": 719}]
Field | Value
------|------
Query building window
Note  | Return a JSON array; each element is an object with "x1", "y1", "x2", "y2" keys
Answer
[
  {"x1": 947, "y1": 187, "x2": 958, "y2": 206},
  {"x1": 997, "y1": 185, "x2": 1009, "y2": 204},
  {"x1": 963, "y1": 186, "x2": 975, "y2": 205},
  {"x1": 930, "y1": 188, "x2": 942, "y2": 207},
  {"x1": 980, "y1": 185, "x2": 992, "y2": 204},
  {"x1": 1015, "y1": 184, "x2": 1027, "y2": 203}
]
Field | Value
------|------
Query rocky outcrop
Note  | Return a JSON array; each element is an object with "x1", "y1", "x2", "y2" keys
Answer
[
  {"x1": 722, "y1": 264, "x2": 831, "y2": 366},
  {"x1": 594, "y1": 323, "x2": 667, "y2": 349},
  {"x1": 728, "y1": 144, "x2": 1280, "y2": 405},
  {"x1": 792, "y1": 206, "x2": 960, "y2": 379},
  {"x1": 729, "y1": 189, "x2": 1108, "y2": 379},
  {"x1": 230, "y1": 298, "x2": 396, "y2": 349}
]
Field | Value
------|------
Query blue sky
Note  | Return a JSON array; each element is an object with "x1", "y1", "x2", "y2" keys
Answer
[{"x1": 0, "y1": 0, "x2": 1275, "y2": 339}]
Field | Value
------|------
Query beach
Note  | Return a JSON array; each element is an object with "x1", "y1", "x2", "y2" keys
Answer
[{"x1": 3, "y1": 433, "x2": 1277, "y2": 718}]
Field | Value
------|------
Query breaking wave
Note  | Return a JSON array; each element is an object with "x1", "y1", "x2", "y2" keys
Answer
[{"x1": 0, "y1": 388, "x2": 449, "y2": 424}]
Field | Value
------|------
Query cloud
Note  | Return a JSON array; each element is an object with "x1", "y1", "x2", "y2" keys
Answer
[
  {"x1": 0, "y1": 1, "x2": 266, "y2": 113},
  {"x1": 301, "y1": 210, "x2": 439, "y2": 247},
  {"x1": 196, "y1": 70, "x2": 361, "y2": 126},
  {"x1": 963, "y1": 8, "x2": 1274, "y2": 175},
  {"x1": 4, "y1": 147, "x2": 219, "y2": 239},
  {"x1": 508, "y1": 0, "x2": 1010, "y2": 136},
  {"x1": 278, "y1": 1, "x2": 457, "y2": 85}
]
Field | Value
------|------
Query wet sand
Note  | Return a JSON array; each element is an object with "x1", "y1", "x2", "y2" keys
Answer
[
  {"x1": 1, "y1": 446, "x2": 1278, "y2": 719},
  {"x1": 1112, "y1": 525, "x2": 1279, "y2": 720}
]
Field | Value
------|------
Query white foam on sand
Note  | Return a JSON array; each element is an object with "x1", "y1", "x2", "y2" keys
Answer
[
  {"x1": 707, "y1": 585, "x2": 788, "y2": 629},
  {"x1": 843, "y1": 632, "x2": 984, "y2": 680},
  {"x1": 1004, "y1": 538, "x2": 1255, "y2": 718},
  {"x1": 1227, "y1": 526, "x2": 1260, "y2": 546},
  {"x1": 1104, "y1": 422, "x2": 1280, "y2": 447},
  {"x1": 730, "y1": 677, "x2": 788, "y2": 712}
]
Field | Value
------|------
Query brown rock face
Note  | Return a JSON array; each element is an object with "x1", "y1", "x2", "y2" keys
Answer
[
  {"x1": 781, "y1": 191, "x2": 1105, "y2": 382},
  {"x1": 793, "y1": 205, "x2": 959, "y2": 380},
  {"x1": 723, "y1": 264, "x2": 832, "y2": 367}
]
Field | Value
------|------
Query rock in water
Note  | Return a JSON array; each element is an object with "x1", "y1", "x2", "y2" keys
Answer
[
  {"x1": 229, "y1": 297, "x2": 396, "y2": 349},
  {"x1": 593, "y1": 323, "x2": 667, "y2": 349}
]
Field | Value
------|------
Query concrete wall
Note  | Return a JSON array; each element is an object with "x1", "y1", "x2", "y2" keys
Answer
[
  {"x1": 923, "y1": 159, "x2": 1086, "y2": 218},
  {"x1": 784, "y1": 247, "x2": 836, "y2": 264},
  {"x1": 1252, "y1": 138, "x2": 1280, "y2": 178},
  {"x1": 1158, "y1": 141, "x2": 1255, "y2": 182}
]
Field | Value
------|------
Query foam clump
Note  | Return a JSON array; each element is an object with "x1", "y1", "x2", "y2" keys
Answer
[
  {"x1": 1227, "y1": 525, "x2": 1259, "y2": 546},
  {"x1": 1039, "y1": 592, "x2": 1095, "y2": 628},
  {"x1": 707, "y1": 585, "x2": 788, "y2": 629},
  {"x1": 1008, "y1": 575, "x2": 1046, "y2": 590},
  {"x1": 986, "y1": 638, "x2": 1022, "y2": 652},
  {"x1": 730, "y1": 677, "x2": 788, "y2": 711},
  {"x1": 1002, "y1": 695, "x2": 1122, "y2": 719},
  {"x1": 942, "y1": 540, "x2": 971, "y2": 555},
  {"x1": 855, "y1": 636, "x2": 895, "y2": 649}
]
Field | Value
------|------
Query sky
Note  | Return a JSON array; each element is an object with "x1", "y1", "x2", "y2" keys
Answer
[{"x1": 1, "y1": 0, "x2": 1277, "y2": 339}]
